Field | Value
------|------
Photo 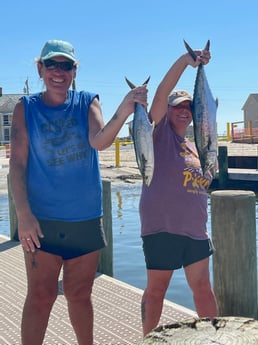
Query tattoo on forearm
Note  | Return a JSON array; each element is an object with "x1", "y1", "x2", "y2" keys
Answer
[
  {"x1": 106, "y1": 113, "x2": 118, "y2": 127},
  {"x1": 100, "y1": 113, "x2": 119, "y2": 134},
  {"x1": 112, "y1": 113, "x2": 118, "y2": 120},
  {"x1": 141, "y1": 300, "x2": 146, "y2": 322}
]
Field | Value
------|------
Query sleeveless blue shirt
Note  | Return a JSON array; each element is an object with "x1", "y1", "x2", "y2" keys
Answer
[{"x1": 22, "y1": 90, "x2": 102, "y2": 221}]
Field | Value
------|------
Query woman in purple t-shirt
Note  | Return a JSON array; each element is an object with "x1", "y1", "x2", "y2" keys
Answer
[{"x1": 140, "y1": 45, "x2": 218, "y2": 336}]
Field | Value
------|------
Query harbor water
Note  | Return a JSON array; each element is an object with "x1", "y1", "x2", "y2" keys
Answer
[{"x1": 1, "y1": 184, "x2": 258, "y2": 311}]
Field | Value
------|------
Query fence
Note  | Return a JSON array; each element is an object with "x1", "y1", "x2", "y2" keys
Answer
[{"x1": 231, "y1": 120, "x2": 258, "y2": 143}]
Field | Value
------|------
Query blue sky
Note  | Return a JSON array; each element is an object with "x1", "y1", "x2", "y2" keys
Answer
[{"x1": 1, "y1": 0, "x2": 258, "y2": 137}]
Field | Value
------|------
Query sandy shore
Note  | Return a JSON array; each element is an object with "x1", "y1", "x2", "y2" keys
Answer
[
  {"x1": 0, "y1": 146, "x2": 141, "y2": 197},
  {"x1": 98, "y1": 146, "x2": 141, "y2": 184}
]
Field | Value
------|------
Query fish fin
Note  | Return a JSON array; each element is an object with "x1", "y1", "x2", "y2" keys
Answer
[
  {"x1": 183, "y1": 40, "x2": 197, "y2": 61},
  {"x1": 125, "y1": 76, "x2": 151, "y2": 89}
]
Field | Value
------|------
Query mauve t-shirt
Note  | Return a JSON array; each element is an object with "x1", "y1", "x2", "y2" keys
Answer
[{"x1": 139, "y1": 115, "x2": 211, "y2": 240}]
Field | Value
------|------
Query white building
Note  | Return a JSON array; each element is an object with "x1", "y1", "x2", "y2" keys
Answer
[
  {"x1": 0, "y1": 88, "x2": 24, "y2": 145},
  {"x1": 241, "y1": 93, "x2": 258, "y2": 128}
]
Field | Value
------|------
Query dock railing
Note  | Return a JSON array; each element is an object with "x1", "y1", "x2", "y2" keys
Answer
[{"x1": 231, "y1": 120, "x2": 258, "y2": 143}]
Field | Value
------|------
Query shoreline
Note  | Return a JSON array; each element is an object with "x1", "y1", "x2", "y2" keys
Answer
[
  {"x1": 0, "y1": 147, "x2": 141, "y2": 197},
  {"x1": 1, "y1": 140, "x2": 258, "y2": 196}
]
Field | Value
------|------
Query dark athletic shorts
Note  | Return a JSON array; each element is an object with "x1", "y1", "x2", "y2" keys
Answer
[
  {"x1": 142, "y1": 232, "x2": 214, "y2": 270},
  {"x1": 38, "y1": 217, "x2": 107, "y2": 260}
]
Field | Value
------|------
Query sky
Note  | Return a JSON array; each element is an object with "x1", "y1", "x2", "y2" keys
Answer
[{"x1": 1, "y1": 0, "x2": 258, "y2": 137}]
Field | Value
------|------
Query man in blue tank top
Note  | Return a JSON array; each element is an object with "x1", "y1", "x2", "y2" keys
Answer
[{"x1": 9, "y1": 39, "x2": 148, "y2": 345}]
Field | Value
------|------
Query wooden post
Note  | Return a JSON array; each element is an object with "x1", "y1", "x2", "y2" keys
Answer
[
  {"x1": 211, "y1": 190, "x2": 257, "y2": 318},
  {"x1": 218, "y1": 146, "x2": 228, "y2": 189},
  {"x1": 138, "y1": 317, "x2": 258, "y2": 344},
  {"x1": 98, "y1": 180, "x2": 113, "y2": 277},
  {"x1": 115, "y1": 137, "x2": 120, "y2": 167},
  {"x1": 226, "y1": 122, "x2": 231, "y2": 141},
  {"x1": 8, "y1": 175, "x2": 114, "y2": 277},
  {"x1": 5, "y1": 144, "x2": 10, "y2": 158},
  {"x1": 7, "y1": 174, "x2": 18, "y2": 241}
]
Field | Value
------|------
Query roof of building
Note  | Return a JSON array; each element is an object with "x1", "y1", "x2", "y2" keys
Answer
[
  {"x1": 0, "y1": 94, "x2": 24, "y2": 113},
  {"x1": 242, "y1": 93, "x2": 258, "y2": 110}
]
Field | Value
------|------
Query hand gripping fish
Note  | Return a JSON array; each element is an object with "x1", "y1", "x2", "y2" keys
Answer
[
  {"x1": 125, "y1": 77, "x2": 155, "y2": 186},
  {"x1": 184, "y1": 40, "x2": 218, "y2": 179}
]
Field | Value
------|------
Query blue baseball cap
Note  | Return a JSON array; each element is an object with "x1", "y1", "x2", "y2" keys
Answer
[{"x1": 40, "y1": 40, "x2": 77, "y2": 62}]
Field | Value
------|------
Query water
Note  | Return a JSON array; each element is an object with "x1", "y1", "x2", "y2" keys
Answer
[
  {"x1": 112, "y1": 184, "x2": 202, "y2": 310},
  {"x1": 0, "y1": 195, "x2": 9, "y2": 237},
  {"x1": 1, "y1": 185, "x2": 258, "y2": 311},
  {"x1": 112, "y1": 185, "x2": 258, "y2": 311}
]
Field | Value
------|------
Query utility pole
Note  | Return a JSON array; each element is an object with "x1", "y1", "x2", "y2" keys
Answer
[{"x1": 23, "y1": 78, "x2": 29, "y2": 95}]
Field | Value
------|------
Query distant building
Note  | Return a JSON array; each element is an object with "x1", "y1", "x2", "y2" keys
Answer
[
  {"x1": 231, "y1": 93, "x2": 258, "y2": 143},
  {"x1": 0, "y1": 88, "x2": 24, "y2": 145},
  {"x1": 242, "y1": 94, "x2": 258, "y2": 128}
]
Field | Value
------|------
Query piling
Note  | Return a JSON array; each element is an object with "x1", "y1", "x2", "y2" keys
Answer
[
  {"x1": 138, "y1": 317, "x2": 258, "y2": 344},
  {"x1": 218, "y1": 146, "x2": 228, "y2": 188},
  {"x1": 5, "y1": 144, "x2": 10, "y2": 158},
  {"x1": 97, "y1": 180, "x2": 113, "y2": 277},
  {"x1": 115, "y1": 137, "x2": 120, "y2": 167},
  {"x1": 7, "y1": 174, "x2": 18, "y2": 241},
  {"x1": 211, "y1": 190, "x2": 257, "y2": 318}
]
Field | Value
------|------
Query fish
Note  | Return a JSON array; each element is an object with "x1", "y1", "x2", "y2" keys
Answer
[
  {"x1": 125, "y1": 76, "x2": 154, "y2": 186},
  {"x1": 184, "y1": 40, "x2": 218, "y2": 179}
]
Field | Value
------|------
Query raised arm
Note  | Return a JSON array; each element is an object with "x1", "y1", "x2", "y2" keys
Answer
[
  {"x1": 88, "y1": 84, "x2": 148, "y2": 150},
  {"x1": 149, "y1": 46, "x2": 210, "y2": 125}
]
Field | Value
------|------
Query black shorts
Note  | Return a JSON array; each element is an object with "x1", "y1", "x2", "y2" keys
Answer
[
  {"x1": 38, "y1": 217, "x2": 107, "y2": 260},
  {"x1": 142, "y1": 232, "x2": 214, "y2": 270}
]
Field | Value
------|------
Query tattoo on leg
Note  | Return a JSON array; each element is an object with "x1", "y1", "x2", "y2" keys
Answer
[
  {"x1": 31, "y1": 251, "x2": 38, "y2": 269},
  {"x1": 141, "y1": 300, "x2": 146, "y2": 323}
]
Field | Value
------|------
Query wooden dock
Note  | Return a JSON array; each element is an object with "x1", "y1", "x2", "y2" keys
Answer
[{"x1": 0, "y1": 236, "x2": 196, "y2": 345}]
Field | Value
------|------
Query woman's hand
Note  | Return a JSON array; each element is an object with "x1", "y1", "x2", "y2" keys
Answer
[
  {"x1": 18, "y1": 212, "x2": 44, "y2": 252},
  {"x1": 184, "y1": 46, "x2": 211, "y2": 67}
]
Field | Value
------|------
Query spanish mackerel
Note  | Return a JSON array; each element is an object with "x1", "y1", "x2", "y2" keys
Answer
[
  {"x1": 125, "y1": 77, "x2": 154, "y2": 186},
  {"x1": 184, "y1": 40, "x2": 218, "y2": 179}
]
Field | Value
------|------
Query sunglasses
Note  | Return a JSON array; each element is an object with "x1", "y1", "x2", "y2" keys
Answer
[{"x1": 42, "y1": 59, "x2": 75, "y2": 71}]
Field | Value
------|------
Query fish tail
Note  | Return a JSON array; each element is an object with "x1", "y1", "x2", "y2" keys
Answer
[
  {"x1": 125, "y1": 77, "x2": 136, "y2": 89},
  {"x1": 204, "y1": 40, "x2": 210, "y2": 51},
  {"x1": 125, "y1": 76, "x2": 151, "y2": 89},
  {"x1": 143, "y1": 76, "x2": 151, "y2": 85},
  {"x1": 183, "y1": 40, "x2": 197, "y2": 61},
  {"x1": 183, "y1": 40, "x2": 211, "y2": 61}
]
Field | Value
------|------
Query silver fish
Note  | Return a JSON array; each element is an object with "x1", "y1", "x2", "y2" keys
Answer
[
  {"x1": 125, "y1": 77, "x2": 154, "y2": 186},
  {"x1": 184, "y1": 40, "x2": 218, "y2": 179}
]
